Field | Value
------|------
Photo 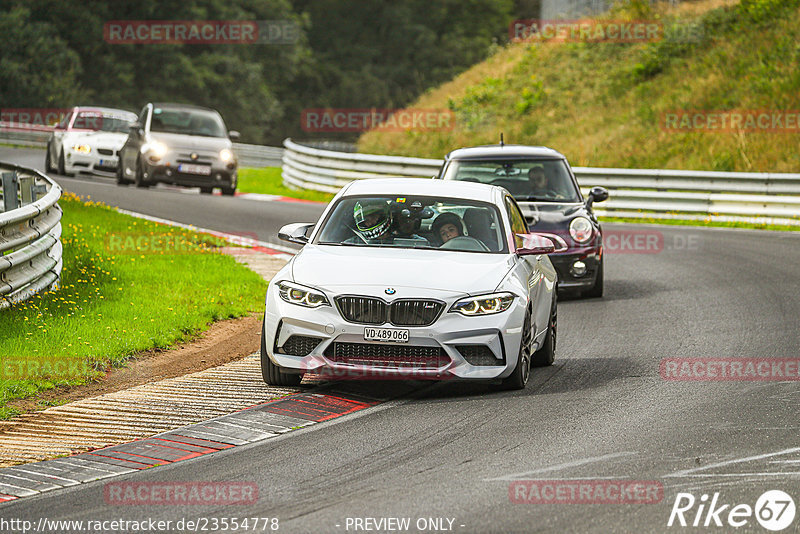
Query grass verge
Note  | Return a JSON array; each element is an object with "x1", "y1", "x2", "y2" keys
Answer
[
  {"x1": 238, "y1": 167, "x2": 334, "y2": 203},
  {"x1": 0, "y1": 193, "x2": 268, "y2": 419}
]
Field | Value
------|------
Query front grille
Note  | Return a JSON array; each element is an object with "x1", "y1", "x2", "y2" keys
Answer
[
  {"x1": 324, "y1": 342, "x2": 449, "y2": 368},
  {"x1": 177, "y1": 152, "x2": 215, "y2": 165},
  {"x1": 97, "y1": 148, "x2": 114, "y2": 156},
  {"x1": 390, "y1": 299, "x2": 444, "y2": 326},
  {"x1": 277, "y1": 335, "x2": 322, "y2": 356},
  {"x1": 335, "y1": 296, "x2": 444, "y2": 326},
  {"x1": 335, "y1": 296, "x2": 387, "y2": 325},
  {"x1": 457, "y1": 345, "x2": 504, "y2": 366}
]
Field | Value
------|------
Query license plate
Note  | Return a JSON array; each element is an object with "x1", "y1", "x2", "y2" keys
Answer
[
  {"x1": 99, "y1": 159, "x2": 116, "y2": 167},
  {"x1": 364, "y1": 327, "x2": 409, "y2": 343},
  {"x1": 178, "y1": 163, "x2": 212, "y2": 175}
]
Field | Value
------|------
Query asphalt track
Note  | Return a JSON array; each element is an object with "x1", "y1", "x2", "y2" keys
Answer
[{"x1": 2, "y1": 146, "x2": 800, "y2": 533}]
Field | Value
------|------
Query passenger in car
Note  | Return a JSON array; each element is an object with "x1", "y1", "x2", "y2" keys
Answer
[{"x1": 432, "y1": 212, "x2": 465, "y2": 245}]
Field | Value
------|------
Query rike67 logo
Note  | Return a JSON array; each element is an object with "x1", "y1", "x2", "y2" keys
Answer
[{"x1": 668, "y1": 490, "x2": 796, "y2": 531}]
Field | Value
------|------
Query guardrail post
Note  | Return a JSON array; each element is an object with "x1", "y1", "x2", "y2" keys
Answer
[
  {"x1": 19, "y1": 175, "x2": 34, "y2": 206},
  {"x1": 2, "y1": 171, "x2": 19, "y2": 212}
]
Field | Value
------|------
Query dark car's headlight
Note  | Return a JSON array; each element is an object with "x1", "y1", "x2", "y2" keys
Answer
[
  {"x1": 450, "y1": 292, "x2": 515, "y2": 316},
  {"x1": 277, "y1": 281, "x2": 330, "y2": 308},
  {"x1": 220, "y1": 148, "x2": 234, "y2": 163},
  {"x1": 569, "y1": 216, "x2": 593, "y2": 244}
]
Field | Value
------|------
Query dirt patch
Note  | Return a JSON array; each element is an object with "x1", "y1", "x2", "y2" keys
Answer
[{"x1": 7, "y1": 314, "x2": 263, "y2": 415}]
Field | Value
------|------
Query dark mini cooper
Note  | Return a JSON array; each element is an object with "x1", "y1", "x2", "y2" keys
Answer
[
  {"x1": 436, "y1": 144, "x2": 608, "y2": 297},
  {"x1": 118, "y1": 103, "x2": 240, "y2": 195}
]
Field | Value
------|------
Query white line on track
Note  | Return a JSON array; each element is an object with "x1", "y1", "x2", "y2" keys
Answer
[
  {"x1": 664, "y1": 447, "x2": 800, "y2": 478},
  {"x1": 484, "y1": 452, "x2": 637, "y2": 481}
]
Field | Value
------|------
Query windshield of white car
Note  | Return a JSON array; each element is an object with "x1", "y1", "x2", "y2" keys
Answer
[
  {"x1": 316, "y1": 195, "x2": 508, "y2": 253},
  {"x1": 72, "y1": 111, "x2": 133, "y2": 132},
  {"x1": 442, "y1": 159, "x2": 581, "y2": 202},
  {"x1": 149, "y1": 108, "x2": 228, "y2": 137}
]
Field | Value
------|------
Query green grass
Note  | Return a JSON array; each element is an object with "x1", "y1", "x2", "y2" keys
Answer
[
  {"x1": 238, "y1": 167, "x2": 334, "y2": 203},
  {"x1": 358, "y1": 0, "x2": 800, "y2": 173},
  {"x1": 0, "y1": 193, "x2": 268, "y2": 418}
]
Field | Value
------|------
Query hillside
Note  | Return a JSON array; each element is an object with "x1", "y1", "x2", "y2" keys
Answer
[{"x1": 358, "y1": 0, "x2": 800, "y2": 173}]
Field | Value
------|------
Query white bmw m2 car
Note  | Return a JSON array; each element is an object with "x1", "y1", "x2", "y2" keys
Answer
[{"x1": 261, "y1": 178, "x2": 561, "y2": 390}]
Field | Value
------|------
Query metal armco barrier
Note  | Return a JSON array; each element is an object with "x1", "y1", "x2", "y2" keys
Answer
[
  {"x1": 282, "y1": 138, "x2": 800, "y2": 226},
  {"x1": 0, "y1": 162, "x2": 63, "y2": 309}
]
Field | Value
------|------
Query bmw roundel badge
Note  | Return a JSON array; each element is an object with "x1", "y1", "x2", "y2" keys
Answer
[{"x1": 385, "y1": 288, "x2": 396, "y2": 295}]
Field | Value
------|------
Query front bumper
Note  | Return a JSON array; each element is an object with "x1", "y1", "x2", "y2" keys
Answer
[
  {"x1": 264, "y1": 286, "x2": 528, "y2": 381},
  {"x1": 65, "y1": 151, "x2": 120, "y2": 175},
  {"x1": 550, "y1": 247, "x2": 601, "y2": 290}
]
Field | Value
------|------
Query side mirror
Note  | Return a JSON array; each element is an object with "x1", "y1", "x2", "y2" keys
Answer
[
  {"x1": 515, "y1": 233, "x2": 556, "y2": 256},
  {"x1": 278, "y1": 223, "x2": 314, "y2": 245},
  {"x1": 228, "y1": 130, "x2": 241, "y2": 141},
  {"x1": 586, "y1": 186, "x2": 609, "y2": 208},
  {"x1": 129, "y1": 122, "x2": 143, "y2": 136}
]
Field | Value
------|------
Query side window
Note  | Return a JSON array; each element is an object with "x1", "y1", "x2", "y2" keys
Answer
[
  {"x1": 504, "y1": 196, "x2": 527, "y2": 249},
  {"x1": 56, "y1": 112, "x2": 71, "y2": 130}
]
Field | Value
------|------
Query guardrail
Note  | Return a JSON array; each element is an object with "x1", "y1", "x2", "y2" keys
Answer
[
  {"x1": 0, "y1": 162, "x2": 63, "y2": 309},
  {"x1": 282, "y1": 138, "x2": 800, "y2": 226}
]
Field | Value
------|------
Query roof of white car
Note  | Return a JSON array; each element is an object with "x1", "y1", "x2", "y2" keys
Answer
[
  {"x1": 341, "y1": 178, "x2": 502, "y2": 203},
  {"x1": 74, "y1": 106, "x2": 137, "y2": 118}
]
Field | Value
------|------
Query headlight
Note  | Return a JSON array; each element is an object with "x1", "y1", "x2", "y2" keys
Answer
[
  {"x1": 569, "y1": 216, "x2": 593, "y2": 244},
  {"x1": 141, "y1": 141, "x2": 168, "y2": 159},
  {"x1": 450, "y1": 292, "x2": 515, "y2": 316},
  {"x1": 219, "y1": 148, "x2": 234, "y2": 163},
  {"x1": 71, "y1": 144, "x2": 91, "y2": 154},
  {"x1": 277, "y1": 281, "x2": 330, "y2": 308}
]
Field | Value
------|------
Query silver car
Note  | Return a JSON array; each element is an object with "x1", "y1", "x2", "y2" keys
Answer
[
  {"x1": 118, "y1": 103, "x2": 240, "y2": 195},
  {"x1": 261, "y1": 178, "x2": 560, "y2": 390}
]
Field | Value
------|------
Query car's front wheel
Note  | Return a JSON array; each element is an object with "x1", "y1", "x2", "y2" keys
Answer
[
  {"x1": 134, "y1": 157, "x2": 150, "y2": 188},
  {"x1": 116, "y1": 158, "x2": 131, "y2": 185},
  {"x1": 58, "y1": 150, "x2": 73, "y2": 176},
  {"x1": 260, "y1": 318, "x2": 304, "y2": 386},
  {"x1": 584, "y1": 257, "x2": 603, "y2": 298},
  {"x1": 45, "y1": 143, "x2": 54, "y2": 172},
  {"x1": 531, "y1": 294, "x2": 557, "y2": 367},
  {"x1": 500, "y1": 307, "x2": 532, "y2": 390}
]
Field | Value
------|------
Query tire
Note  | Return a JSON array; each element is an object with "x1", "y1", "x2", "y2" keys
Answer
[
  {"x1": 531, "y1": 295, "x2": 557, "y2": 367},
  {"x1": 583, "y1": 258, "x2": 604, "y2": 299},
  {"x1": 221, "y1": 185, "x2": 235, "y2": 196},
  {"x1": 58, "y1": 150, "x2": 72, "y2": 176},
  {"x1": 45, "y1": 143, "x2": 53, "y2": 172},
  {"x1": 134, "y1": 157, "x2": 149, "y2": 188},
  {"x1": 499, "y1": 307, "x2": 532, "y2": 390},
  {"x1": 260, "y1": 318, "x2": 303, "y2": 386},
  {"x1": 116, "y1": 158, "x2": 130, "y2": 185},
  {"x1": 200, "y1": 187, "x2": 214, "y2": 194}
]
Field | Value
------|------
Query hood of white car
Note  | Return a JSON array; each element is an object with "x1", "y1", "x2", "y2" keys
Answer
[
  {"x1": 290, "y1": 245, "x2": 514, "y2": 298},
  {"x1": 71, "y1": 131, "x2": 129, "y2": 149}
]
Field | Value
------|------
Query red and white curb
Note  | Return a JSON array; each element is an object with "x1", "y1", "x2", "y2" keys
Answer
[{"x1": 0, "y1": 389, "x2": 381, "y2": 503}]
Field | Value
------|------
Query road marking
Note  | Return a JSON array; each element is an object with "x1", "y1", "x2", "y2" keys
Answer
[
  {"x1": 484, "y1": 452, "x2": 637, "y2": 481},
  {"x1": 665, "y1": 447, "x2": 800, "y2": 478}
]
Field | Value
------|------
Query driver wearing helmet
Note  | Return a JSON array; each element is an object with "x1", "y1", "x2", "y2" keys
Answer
[{"x1": 349, "y1": 199, "x2": 393, "y2": 243}]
